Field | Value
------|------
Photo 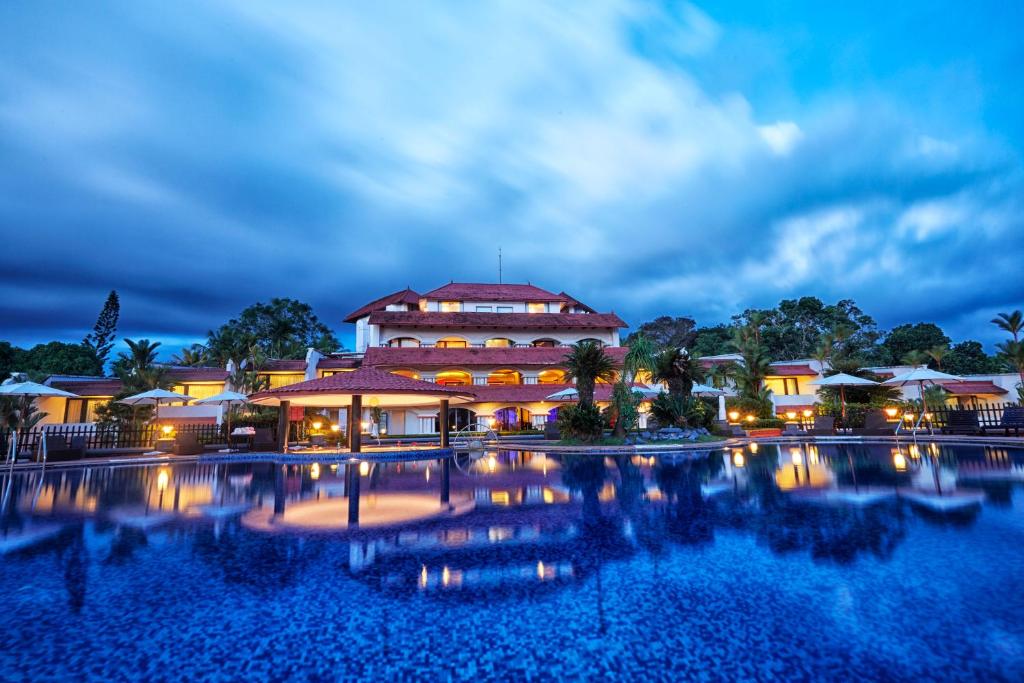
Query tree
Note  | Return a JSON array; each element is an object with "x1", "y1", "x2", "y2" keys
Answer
[
  {"x1": 561, "y1": 341, "x2": 616, "y2": 408},
  {"x1": 944, "y1": 341, "x2": 1000, "y2": 375},
  {"x1": 625, "y1": 316, "x2": 697, "y2": 349},
  {"x1": 171, "y1": 344, "x2": 209, "y2": 366},
  {"x1": 992, "y1": 310, "x2": 1023, "y2": 342},
  {"x1": 82, "y1": 290, "x2": 120, "y2": 374},
  {"x1": 651, "y1": 348, "x2": 705, "y2": 399},
  {"x1": 733, "y1": 297, "x2": 882, "y2": 361},
  {"x1": 611, "y1": 333, "x2": 656, "y2": 438},
  {"x1": 926, "y1": 345, "x2": 949, "y2": 370},
  {"x1": 901, "y1": 350, "x2": 931, "y2": 367},
  {"x1": 19, "y1": 342, "x2": 101, "y2": 379},
  {"x1": 96, "y1": 339, "x2": 170, "y2": 426},
  {"x1": 883, "y1": 323, "x2": 950, "y2": 365},
  {"x1": 690, "y1": 325, "x2": 734, "y2": 358},
  {"x1": 206, "y1": 298, "x2": 342, "y2": 362},
  {"x1": 730, "y1": 325, "x2": 771, "y2": 399}
]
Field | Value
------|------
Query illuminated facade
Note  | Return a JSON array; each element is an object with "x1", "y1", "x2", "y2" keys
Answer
[{"x1": 345, "y1": 282, "x2": 629, "y2": 434}]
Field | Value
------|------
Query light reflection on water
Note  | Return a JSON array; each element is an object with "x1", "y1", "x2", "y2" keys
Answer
[{"x1": 2, "y1": 443, "x2": 1024, "y2": 680}]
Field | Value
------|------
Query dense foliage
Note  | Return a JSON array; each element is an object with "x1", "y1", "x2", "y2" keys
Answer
[
  {"x1": 0, "y1": 341, "x2": 101, "y2": 381},
  {"x1": 556, "y1": 402, "x2": 605, "y2": 442},
  {"x1": 206, "y1": 298, "x2": 342, "y2": 363}
]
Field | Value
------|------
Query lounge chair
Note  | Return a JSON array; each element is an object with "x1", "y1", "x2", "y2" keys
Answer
[
  {"x1": 172, "y1": 432, "x2": 205, "y2": 456},
  {"x1": 941, "y1": 409, "x2": 981, "y2": 436},
  {"x1": 989, "y1": 406, "x2": 1024, "y2": 437},
  {"x1": 782, "y1": 424, "x2": 802, "y2": 436},
  {"x1": 852, "y1": 410, "x2": 894, "y2": 436},
  {"x1": 45, "y1": 434, "x2": 84, "y2": 462},
  {"x1": 806, "y1": 416, "x2": 835, "y2": 436},
  {"x1": 252, "y1": 428, "x2": 276, "y2": 452}
]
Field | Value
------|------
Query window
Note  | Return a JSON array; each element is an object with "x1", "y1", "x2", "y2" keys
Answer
[
  {"x1": 475, "y1": 305, "x2": 493, "y2": 312},
  {"x1": 440, "y1": 301, "x2": 462, "y2": 312},
  {"x1": 496, "y1": 306, "x2": 513, "y2": 313},
  {"x1": 537, "y1": 369, "x2": 565, "y2": 384},
  {"x1": 527, "y1": 302, "x2": 546, "y2": 313},
  {"x1": 578, "y1": 338, "x2": 604, "y2": 347},
  {"x1": 487, "y1": 369, "x2": 521, "y2": 385},
  {"x1": 174, "y1": 384, "x2": 224, "y2": 401},
  {"x1": 484, "y1": 338, "x2": 513, "y2": 348},
  {"x1": 436, "y1": 337, "x2": 468, "y2": 348},
  {"x1": 531, "y1": 338, "x2": 557, "y2": 347},
  {"x1": 387, "y1": 337, "x2": 420, "y2": 347},
  {"x1": 261, "y1": 373, "x2": 305, "y2": 389},
  {"x1": 764, "y1": 377, "x2": 801, "y2": 395},
  {"x1": 435, "y1": 370, "x2": 472, "y2": 386},
  {"x1": 391, "y1": 369, "x2": 421, "y2": 380}
]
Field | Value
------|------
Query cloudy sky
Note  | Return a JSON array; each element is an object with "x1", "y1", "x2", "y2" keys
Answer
[{"x1": 1, "y1": 1, "x2": 1022, "y2": 354}]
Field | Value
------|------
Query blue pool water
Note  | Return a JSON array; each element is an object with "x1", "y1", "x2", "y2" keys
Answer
[{"x1": 2, "y1": 442, "x2": 1024, "y2": 681}]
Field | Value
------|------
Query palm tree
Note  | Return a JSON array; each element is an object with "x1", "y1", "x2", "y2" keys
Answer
[
  {"x1": 730, "y1": 326, "x2": 771, "y2": 399},
  {"x1": 651, "y1": 347, "x2": 705, "y2": 398},
  {"x1": 996, "y1": 340, "x2": 1024, "y2": 385},
  {"x1": 611, "y1": 334, "x2": 656, "y2": 438},
  {"x1": 562, "y1": 341, "x2": 617, "y2": 407},
  {"x1": 992, "y1": 311, "x2": 1023, "y2": 342},
  {"x1": 926, "y1": 345, "x2": 950, "y2": 370},
  {"x1": 120, "y1": 339, "x2": 168, "y2": 391},
  {"x1": 171, "y1": 344, "x2": 208, "y2": 366},
  {"x1": 901, "y1": 349, "x2": 931, "y2": 367}
]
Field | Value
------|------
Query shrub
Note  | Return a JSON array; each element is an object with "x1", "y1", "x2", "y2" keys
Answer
[
  {"x1": 747, "y1": 418, "x2": 784, "y2": 430},
  {"x1": 726, "y1": 396, "x2": 773, "y2": 419},
  {"x1": 557, "y1": 402, "x2": 605, "y2": 442},
  {"x1": 650, "y1": 394, "x2": 716, "y2": 429}
]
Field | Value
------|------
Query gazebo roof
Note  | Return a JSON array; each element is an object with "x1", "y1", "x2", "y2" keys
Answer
[{"x1": 249, "y1": 367, "x2": 475, "y2": 407}]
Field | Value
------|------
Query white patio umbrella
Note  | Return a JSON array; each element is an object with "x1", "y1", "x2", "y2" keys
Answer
[
  {"x1": 883, "y1": 367, "x2": 963, "y2": 418},
  {"x1": 691, "y1": 383, "x2": 725, "y2": 397},
  {"x1": 545, "y1": 387, "x2": 580, "y2": 401},
  {"x1": 0, "y1": 380, "x2": 79, "y2": 464},
  {"x1": 117, "y1": 388, "x2": 194, "y2": 427},
  {"x1": 193, "y1": 390, "x2": 249, "y2": 449},
  {"x1": 808, "y1": 373, "x2": 879, "y2": 419}
]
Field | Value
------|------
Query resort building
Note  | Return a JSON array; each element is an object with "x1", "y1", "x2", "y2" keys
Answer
[{"x1": 346, "y1": 282, "x2": 628, "y2": 434}]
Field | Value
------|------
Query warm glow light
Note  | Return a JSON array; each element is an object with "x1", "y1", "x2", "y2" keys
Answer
[
  {"x1": 537, "y1": 561, "x2": 546, "y2": 580},
  {"x1": 487, "y1": 455, "x2": 497, "y2": 472},
  {"x1": 330, "y1": 424, "x2": 340, "y2": 433},
  {"x1": 361, "y1": 421, "x2": 370, "y2": 431},
  {"x1": 312, "y1": 421, "x2": 323, "y2": 431},
  {"x1": 904, "y1": 412, "x2": 915, "y2": 422},
  {"x1": 923, "y1": 413, "x2": 933, "y2": 421},
  {"x1": 785, "y1": 411, "x2": 797, "y2": 420},
  {"x1": 359, "y1": 461, "x2": 370, "y2": 476},
  {"x1": 732, "y1": 450, "x2": 745, "y2": 468},
  {"x1": 749, "y1": 442, "x2": 759, "y2": 454},
  {"x1": 161, "y1": 424, "x2": 174, "y2": 436},
  {"x1": 441, "y1": 566, "x2": 451, "y2": 587},
  {"x1": 744, "y1": 415, "x2": 756, "y2": 422},
  {"x1": 909, "y1": 445, "x2": 920, "y2": 458},
  {"x1": 728, "y1": 410, "x2": 740, "y2": 422},
  {"x1": 156, "y1": 468, "x2": 170, "y2": 491},
  {"x1": 802, "y1": 410, "x2": 813, "y2": 418},
  {"x1": 790, "y1": 448, "x2": 803, "y2": 466},
  {"x1": 310, "y1": 463, "x2": 321, "y2": 480},
  {"x1": 893, "y1": 452, "x2": 907, "y2": 472},
  {"x1": 419, "y1": 565, "x2": 428, "y2": 588},
  {"x1": 884, "y1": 407, "x2": 899, "y2": 418},
  {"x1": 369, "y1": 397, "x2": 380, "y2": 408},
  {"x1": 486, "y1": 417, "x2": 497, "y2": 428}
]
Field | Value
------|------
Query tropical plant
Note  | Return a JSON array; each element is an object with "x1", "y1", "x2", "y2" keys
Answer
[
  {"x1": 561, "y1": 340, "x2": 616, "y2": 408},
  {"x1": 556, "y1": 402, "x2": 605, "y2": 442},
  {"x1": 650, "y1": 393, "x2": 715, "y2": 430},
  {"x1": 921, "y1": 384, "x2": 949, "y2": 408},
  {"x1": 992, "y1": 310, "x2": 1023, "y2": 342},
  {"x1": 926, "y1": 345, "x2": 949, "y2": 370},
  {"x1": 82, "y1": 290, "x2": 120, "y2": 374},
  {"x1": 901, "y1": 350, "x2": 931, "y2": 367},
  {"x1": 651, "y1": 347, "x2": 705, "y2": 399},
  {"x1": 95, "y1": 339, "x2": 170, "y2": 426},
  {"x1": 730, "y1": 325, "x2": 771, "y2": 399},
  {"x1": 171, "y1": 344, "x2": 209, "y2": 366}
]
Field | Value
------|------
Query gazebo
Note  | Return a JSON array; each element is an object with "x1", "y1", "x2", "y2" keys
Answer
[{"x1": 248, "y1": 367, "x2": 475, "y2": 453}]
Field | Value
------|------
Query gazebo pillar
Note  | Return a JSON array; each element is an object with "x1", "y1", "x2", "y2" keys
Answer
[
  {"x1": 349, "y1": 394, "x2": 362, "y2": 453},
  {"x1": 347, "y1": 463, "x2": 360, "y2": 526},
  {"x1": 439, "y1": 398, "x2": 451, "y2": 506},
  {"x1": 439, "y1": 399, "x2": 450, "y2": 449},
  {"x1": 277, "y1": 400, "x2": 291, "y2": 452}
]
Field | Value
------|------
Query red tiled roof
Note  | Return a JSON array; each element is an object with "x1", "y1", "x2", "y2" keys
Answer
[
  {"x1": 364, "y1": 346, "x2": 628, "y2": 368},
  {"x1": 261, "y1": 359, "x2": 307, "y2": 372},
  {"x1": 164, "y1": 366, "x2": 229, "y2": 382},
  {"x1": 464, "y1": 383, "x2": 620, "y2": 404},
  {"x1": 317, "y1": 357, "x2": 360, "y2": 369},
  {"x1": 250, "y1": 367, "x2": 473, "y2": 400},
  {"x1": 49, "y1": 379, "x2": 123, "y2": 397},
  {"x1": 767, "y1": 363, "x2": 818, "y2": 377},
  {"x1": 343, "y1": 288, "x2": 422, "y2": 323},
  {"x1": 422, "y1": 282, "x2": 567, "y2": 303},
  {"x1": 944, "y1": 381, "x2": 1008, "y2": 396},
  {"x1": 368, "y1": 311, "x2": 627, "y2": 329}
]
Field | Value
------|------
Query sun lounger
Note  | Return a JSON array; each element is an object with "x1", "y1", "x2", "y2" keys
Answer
[
  {"x1": 852, "y1": 410, "x2": 894, "y2": 436},
  {"x1": 44, "y1": 434, "x2": 84, "y2": 462},
  {"x1": 942, "y1": 409, "x2": 981, "y2": 436},
  {"x1": 988, "y1": 406, "x2": 1024, "y2": 437},
  {"x1": 806, "y1": 416, "x2": 835, "y2": 436},
  {"x1": 172, "y1": 432, "x2": 205, "y2": 456},
  {"x1": 252, "y1": 428, "x2": 276, "y2": 451}
]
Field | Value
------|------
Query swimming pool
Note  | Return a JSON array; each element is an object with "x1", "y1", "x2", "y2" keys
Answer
[{"x1": 2, "y1": 442, "x2": 1023, "y2": 681}]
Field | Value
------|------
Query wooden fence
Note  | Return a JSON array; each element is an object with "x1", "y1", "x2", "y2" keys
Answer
[{"x1": 928, "y1": 402, "x2": 1020, "y2": 429}]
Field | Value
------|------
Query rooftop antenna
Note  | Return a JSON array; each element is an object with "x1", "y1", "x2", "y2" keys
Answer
[{"x1": 498, "y1": 247, "x2": 503, "y2": 284}]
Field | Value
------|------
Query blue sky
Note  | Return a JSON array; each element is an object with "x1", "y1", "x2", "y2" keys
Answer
[{"x1": 1, "y1": 1, "x2": 1021, "y2": 355}]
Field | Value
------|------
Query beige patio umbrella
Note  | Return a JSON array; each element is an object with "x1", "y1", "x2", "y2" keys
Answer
[
  {"x1": 193, "y1": 390, "x2": 249, "y2": 450},
  {"x1": 808, "y1": 373, "x2": 878, "y2": 419},
  {"x1": 117, "y1": 388, "x2": 194, "y2": 435},
  {"x1": 883, "y1": 367, "x2": 963, "y2": 419},
  {"x1": 1, "y1": 380, "x2": 79, "y2": 464}
]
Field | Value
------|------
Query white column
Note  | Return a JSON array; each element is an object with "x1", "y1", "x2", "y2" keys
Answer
[{"x1": 718, "y1": 395, "x2": 727, "y2": 421}]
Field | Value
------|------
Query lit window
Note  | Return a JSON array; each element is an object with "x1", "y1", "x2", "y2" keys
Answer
[
  {"x1": 527, "y1": 302, "x2": 546, "y2": 313},
  {"x1": 487, "y1": 370, "x2": 521, "y2": 385},
  {"x1": 436, "y1": 337, "x2": 468, "y2": 348},
  {"x1": 537, "y1": 369, "x2": 565, "y2": 384},
  {"x1": 532, "y1": 339, "x2": 557, "y2": 347},
  {"x1": 484, "y1": 338, "x2": 513, "y2": 348},
  {"x1": 440, "y1": 301, "x2": 462, "y2": 312}
]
